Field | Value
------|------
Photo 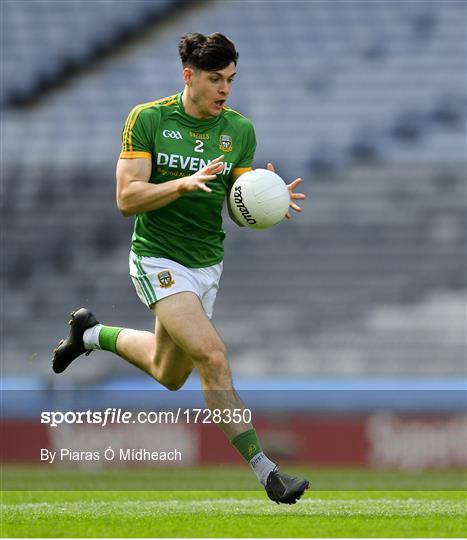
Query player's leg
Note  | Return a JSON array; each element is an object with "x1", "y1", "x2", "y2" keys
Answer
[
  {"x1": 51, "y1": 256, "x2": 309, "y2": 503},
  {"x1": 154, "y1": 290, "x2": 309, "y2": 502},
  {"x1": 53, "y1": 308, "x2": 194, "y2": 391},
  {"x1": 115, "y1": 315, "x2": 194, "y2": 391},
  {"x1": 155, "y1": 291, "x2": 246, "y2": 435},
  {"x1": 53, "y1": 254, "x2": 197, "y2": 388},
  {"x1": 52, "y1": 300, "x2": 308, "y2": 502},
  {"x1": 111, "y1": 254, "x2": 215, "y2": 390}
]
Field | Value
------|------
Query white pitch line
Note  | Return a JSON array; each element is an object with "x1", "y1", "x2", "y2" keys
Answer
[{"x1": 2, "y1": 498, "x2": 465, "y2": 518}]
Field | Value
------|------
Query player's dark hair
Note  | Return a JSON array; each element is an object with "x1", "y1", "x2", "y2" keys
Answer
[{"x1": 178, "y1": 32, "x2": 238, "y2": 71}]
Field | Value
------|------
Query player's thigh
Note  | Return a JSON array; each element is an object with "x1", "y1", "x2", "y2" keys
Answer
[
  {"x1": 152, "y1": 309, "x2": 194, "y2": 374},
  {"x1": 154, "y1": 291, "x2": 226, "y2": 363}
]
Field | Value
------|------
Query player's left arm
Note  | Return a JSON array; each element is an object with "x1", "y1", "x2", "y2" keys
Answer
[{"x1": 266, "y1": 162, "x2": 305, "y2": 220}]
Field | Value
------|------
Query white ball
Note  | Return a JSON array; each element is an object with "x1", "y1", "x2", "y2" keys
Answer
[{"x1": 229, "y1": 169, "x2": 290, "y2": 229}]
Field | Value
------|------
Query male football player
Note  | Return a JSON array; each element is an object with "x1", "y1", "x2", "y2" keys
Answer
[{"x1": 53, "y1": 32, "x2": 307, "y2": 504}]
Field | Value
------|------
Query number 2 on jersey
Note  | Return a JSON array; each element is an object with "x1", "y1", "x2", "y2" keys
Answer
[{"x1": 194, "y1": 140, "x2": 204, "y2": 153}]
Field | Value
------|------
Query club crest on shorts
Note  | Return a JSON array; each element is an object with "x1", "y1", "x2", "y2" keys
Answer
[
  {"x1": 157, "y1": 270, "x2": 175, "y2": 289},
  {"x1": 219, "y1": 134, "x2": 233, "y2": 152}
]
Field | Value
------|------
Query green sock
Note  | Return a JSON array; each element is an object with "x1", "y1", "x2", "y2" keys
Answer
[
  {"x1": 98, "y1": 326, "x2": 124, "y2": 354},
  {"x1": 231, "y1": 428, "x2": 263, "y2": 462}
]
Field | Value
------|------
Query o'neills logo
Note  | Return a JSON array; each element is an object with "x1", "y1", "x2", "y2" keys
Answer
[{"x1": 234, "y1": 186, "x2": 256, "y2": 225}]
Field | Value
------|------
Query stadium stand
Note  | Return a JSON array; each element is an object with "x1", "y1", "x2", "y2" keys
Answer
[
  {"x1": 1, "y1": 0, "x2": 187, "y2": 106},
  {"x1": 1, "y1": 0, "x2": 465, "y2": 380}
]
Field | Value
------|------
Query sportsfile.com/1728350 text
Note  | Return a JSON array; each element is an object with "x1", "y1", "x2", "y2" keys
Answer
[{"x1": 40, "y1": 407, "x2": 252, "y2": 427}]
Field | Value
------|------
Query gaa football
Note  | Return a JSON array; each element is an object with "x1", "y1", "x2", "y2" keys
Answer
[{"x1": 229, "y1": 169, "x2": 290, "y2": 229}]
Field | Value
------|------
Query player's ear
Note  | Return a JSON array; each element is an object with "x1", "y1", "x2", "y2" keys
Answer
[{"x1": 183, "y1": 67, "x2": 193, "y2": 86}]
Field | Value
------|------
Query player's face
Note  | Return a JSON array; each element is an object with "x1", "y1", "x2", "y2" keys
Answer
[{"x1": 184, "y1": 62, "x2": 236, "y2": 119}]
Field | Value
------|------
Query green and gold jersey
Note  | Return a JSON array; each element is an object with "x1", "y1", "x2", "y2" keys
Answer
[{"x1": 120, "y1": 92, "x2": 256, "y2": 268}]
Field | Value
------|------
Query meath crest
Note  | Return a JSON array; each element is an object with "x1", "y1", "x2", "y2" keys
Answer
[
  {"x1": 158, "y1": 270, "x2": 175, "y2": 289},
  {"x1": 219, "y1": 134, "x2": 233, "y2": 152}
]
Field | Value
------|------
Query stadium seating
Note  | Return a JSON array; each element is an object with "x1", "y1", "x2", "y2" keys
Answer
[
  {"x1": 1, "y1": 0, "x2": 183, "y2": 106},
  {"x1": 2, "y1": 0, "x2": 465, "y2": 380}
]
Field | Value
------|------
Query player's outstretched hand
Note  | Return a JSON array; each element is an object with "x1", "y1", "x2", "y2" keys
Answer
[
  {"x1": 179, "y1": 155, "x2": 224, "y2": 194},
  {"x1": 267, "y1": 163, "x2": 306, "y2": 219}
]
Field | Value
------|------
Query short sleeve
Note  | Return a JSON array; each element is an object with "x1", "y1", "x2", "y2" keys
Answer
[
  {"x1": 233, "y1": 121, "x2": 257, "y2": 176},
  {"x1": 120, "y1": 106, "x2": 154, "y2": 159}
]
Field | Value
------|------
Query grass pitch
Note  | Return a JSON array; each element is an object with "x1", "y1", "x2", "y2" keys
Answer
[{"x1": 1, "y1": 467, "x2": 466, "y2": 537}]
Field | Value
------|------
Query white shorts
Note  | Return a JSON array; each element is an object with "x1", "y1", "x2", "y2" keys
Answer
[{"x1": 129, "y1": 252, "x2": 223, "y2": 319}]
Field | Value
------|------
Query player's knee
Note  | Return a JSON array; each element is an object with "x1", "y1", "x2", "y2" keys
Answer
[
  {"x1": 151, "y1": 362, "x2": 191, "y2": 391},
  {"x1": 197, "y1": 347, "x2": 229, "y2": 380},
  {"x1": 202, "y1": 346, "x2": 227, "y2": 366},
  {"x1": 163, "y1": 379, "x2": 185, "y2": 391},
  {"x1": 156, "y1": 372, "x2": 188, "y2": 391}
]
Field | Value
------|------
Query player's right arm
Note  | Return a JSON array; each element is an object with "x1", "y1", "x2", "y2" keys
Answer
[
  {"x1": 116, "y1": 156, "x2": 224, "y2": 217},
  {"x1": 118, "y1": 104, "x2": 224, "y2": 216}
]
